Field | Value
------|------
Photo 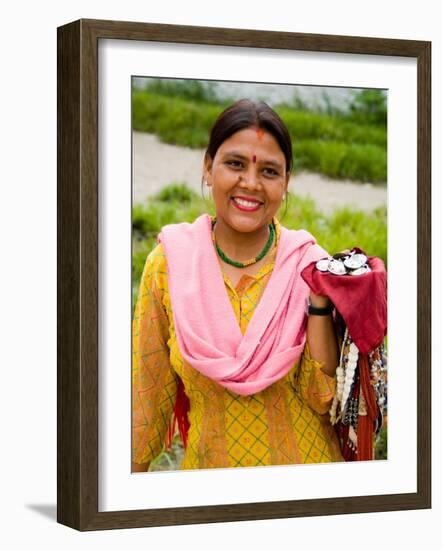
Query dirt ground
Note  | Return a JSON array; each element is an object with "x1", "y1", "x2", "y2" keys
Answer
[{"x1": 133, "y1": 131, "x2": 387, "y2": 214}]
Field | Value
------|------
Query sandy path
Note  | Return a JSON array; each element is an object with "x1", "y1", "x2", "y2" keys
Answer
[{"x1": 133, "y1": 132, "x2": 387, "y2": 214}]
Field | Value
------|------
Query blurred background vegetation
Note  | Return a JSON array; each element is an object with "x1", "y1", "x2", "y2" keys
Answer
[
  {"x1": 131, "y1": 78, "x2": 388, "y2": 470},
  {"x1": 132, "y1": 78, "x2": 387, "y2": 183}
]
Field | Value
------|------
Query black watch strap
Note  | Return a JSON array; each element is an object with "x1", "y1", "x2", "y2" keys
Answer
[{"x1": 308, "y1": 302, "x2": 334, "y2": 316}]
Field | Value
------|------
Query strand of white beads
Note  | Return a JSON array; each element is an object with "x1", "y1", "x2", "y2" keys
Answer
[
  {"x1": 341, "y1": 342, "x2": 358, "y2": 413},
  {"x1": 330, "y1": 328, "x2": 348, "y2": 425}
]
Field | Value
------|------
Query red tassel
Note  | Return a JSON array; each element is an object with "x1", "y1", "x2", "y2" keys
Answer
[
  {"x1": 357, "y1": 354, "x2": 378, "y2": 460},
  {"x1": 359, "y1": 354, "x2": 379, "y2": 419},
  {"x1": 337, "y1": 356, "x2": 379, "y2": 462},
  {"x1": 357, "y1": 414, "x2": 374, "y2": 460},
  {"x1": 165, "y1": 377, "x2": 190, "y2": 451}
]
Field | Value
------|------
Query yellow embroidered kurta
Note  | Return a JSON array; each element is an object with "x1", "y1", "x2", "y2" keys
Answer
[{"x1": 132, "y1": 221, "x2": 344, "y2": 469}]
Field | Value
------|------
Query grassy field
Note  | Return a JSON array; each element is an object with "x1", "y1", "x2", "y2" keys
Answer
[
  {"x1": 132, "y1": 183, "x2": 388, "y2": 469},
  {"x1": 132, "y1": 81, "x2": 387, "y2": 183}
]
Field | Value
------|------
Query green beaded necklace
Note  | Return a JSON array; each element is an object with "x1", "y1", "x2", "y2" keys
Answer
[{"x1": 211, "y1": 219, "x2": 275, "y2": 268}]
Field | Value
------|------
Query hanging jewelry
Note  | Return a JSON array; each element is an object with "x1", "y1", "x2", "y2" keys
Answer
[
  {"x1": 330, "y1": 328, "x2": 348, "y2": 425},
  {"x1": 368, "y1": 343, "x2": 388, "y2": 435},
  {"x1": 342, "y1": 341, "x2": 358, "y2": 413},
  {"x1": 330, "y1": 329, "x2": 358, "y2": 425}
]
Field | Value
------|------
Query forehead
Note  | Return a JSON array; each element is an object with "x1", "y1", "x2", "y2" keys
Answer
[{"x1": 217, "y1": 127, "x2": 283, "y2": 157}]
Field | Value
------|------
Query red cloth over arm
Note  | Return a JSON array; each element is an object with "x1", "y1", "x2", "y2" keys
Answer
[{"x1": 301, "y1": 256, "x2": 387, "y2": 355}]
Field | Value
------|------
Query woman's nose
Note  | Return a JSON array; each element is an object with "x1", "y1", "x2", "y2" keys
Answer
[{"x1": 239, "y1": 168, "x2": 261, "y2": 188}]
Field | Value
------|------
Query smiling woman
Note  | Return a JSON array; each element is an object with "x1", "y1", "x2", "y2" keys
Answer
[{"x1": 132, "y1": 99, "x2": 364, "y2": 472}]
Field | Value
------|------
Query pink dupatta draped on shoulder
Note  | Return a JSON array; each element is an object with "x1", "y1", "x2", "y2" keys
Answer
[{"x1": 158, "y1": 214, "x2": 328, "y2": 396}]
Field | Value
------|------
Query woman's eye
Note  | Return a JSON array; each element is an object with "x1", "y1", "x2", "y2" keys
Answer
[
  {"x1": 227, "y1": 160, "x2": 243, "y2": 168},
  {"x1": 263, "y1": 168, "x2": 278, "y2": 177}
]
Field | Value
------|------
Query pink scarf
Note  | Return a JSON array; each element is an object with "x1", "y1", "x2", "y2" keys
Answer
[{"x1": 158, "y1": 214, "x2": 327, "y2": 396}]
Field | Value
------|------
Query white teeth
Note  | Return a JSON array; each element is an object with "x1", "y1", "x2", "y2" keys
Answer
[{"x1": 233, "y1": 197, "x2": 261, "y2": 208}]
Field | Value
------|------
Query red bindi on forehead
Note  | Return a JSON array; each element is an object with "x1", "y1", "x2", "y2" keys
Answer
[{"x1": 252, "y1": 154, "x2": 256, "y2": 163}]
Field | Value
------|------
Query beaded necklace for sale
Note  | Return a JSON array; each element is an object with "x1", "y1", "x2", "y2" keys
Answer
[{"x1": 329, "y1": 327, "x2": 388, "y2": 456}]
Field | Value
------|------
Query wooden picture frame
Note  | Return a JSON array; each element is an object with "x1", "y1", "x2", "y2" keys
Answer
[{"x1": 57, "y1": 18, "x2": 431, "y2": 531}]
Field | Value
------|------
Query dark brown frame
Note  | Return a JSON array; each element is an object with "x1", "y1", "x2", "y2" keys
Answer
[{"x1": 57, "y1": 18, "x2": 431, "y2": 531}]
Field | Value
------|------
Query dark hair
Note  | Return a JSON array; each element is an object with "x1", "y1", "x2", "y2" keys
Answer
[{"x1": 204, "y1": 98, "x2": 293, "y2": 173}]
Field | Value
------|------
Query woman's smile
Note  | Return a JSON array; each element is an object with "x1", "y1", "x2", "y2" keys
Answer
[{"x1": 230, "y1": 195, "x2": 264, "y2": 212}]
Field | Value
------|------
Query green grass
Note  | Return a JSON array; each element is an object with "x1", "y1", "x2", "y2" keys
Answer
[
  {"x1": 137, "y1": 78, "x2": 223, "y2": 104},
  {"x1": 375, "y1": 426, "x2": 388, "y2": 460},
  {"x1": 149, "y1": 434, "x2": 185, "y2": 471},
  {"x1": 280, "y1": 88, "x2": 387, "y2": 126},
  {"x1": 276, "y1": 107, "x2": 386, "y2": 147},
  {"x1": 294, "y1": 140, "x2": 387, "y2": 182},
  {"x1": 132, "y1": 90, "x2": 387, "y2": 183}
]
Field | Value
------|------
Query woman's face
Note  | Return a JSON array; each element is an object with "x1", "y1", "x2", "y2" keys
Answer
[{"x1": 204, "y1": 127, "x2": 289, "y2": 234}]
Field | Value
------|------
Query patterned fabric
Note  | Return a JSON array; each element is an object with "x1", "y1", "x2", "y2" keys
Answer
[{"x1": 132, "y1": 220, "x2": 344, "y2": 469}]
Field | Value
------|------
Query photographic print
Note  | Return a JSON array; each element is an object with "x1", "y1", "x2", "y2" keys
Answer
[{"x1": 131, "y1": 77, "x2": 388, "y2": 473}]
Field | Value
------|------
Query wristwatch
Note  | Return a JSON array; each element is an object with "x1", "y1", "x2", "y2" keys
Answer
[{"x1": 308, "y1": 301, "x2": 334, "y2": 316}]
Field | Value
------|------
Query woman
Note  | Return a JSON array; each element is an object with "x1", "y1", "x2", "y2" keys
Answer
[{"x1": 132, "y1": 98, "x2": 344, "y2": 472}]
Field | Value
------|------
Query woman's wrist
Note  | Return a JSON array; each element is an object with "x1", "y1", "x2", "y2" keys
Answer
[{"x1": 309, "y1": 293, "x2": 331, "y2": 308}]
